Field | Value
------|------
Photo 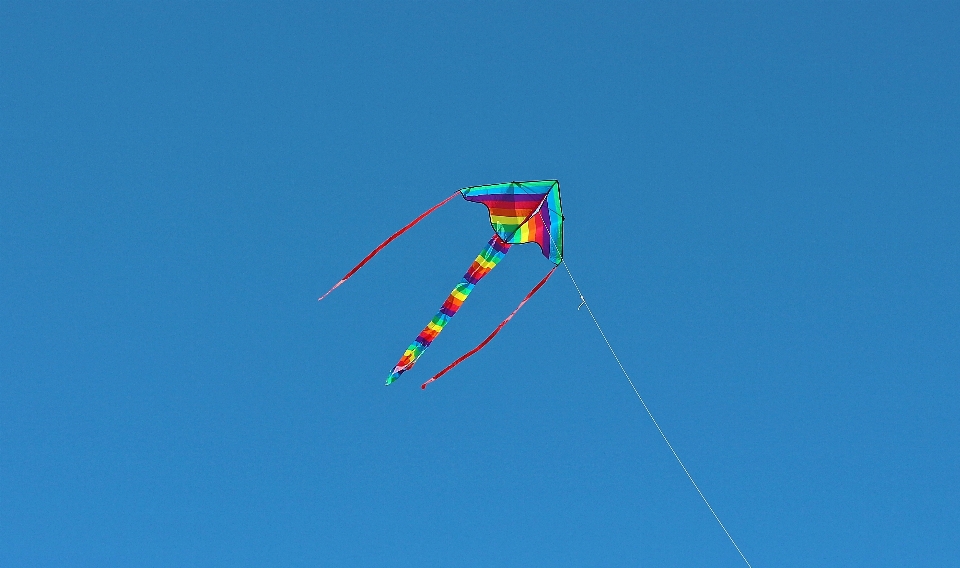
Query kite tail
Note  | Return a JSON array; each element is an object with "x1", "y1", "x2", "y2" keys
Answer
[
  {"x1": 386, "y1": 234, "x2": 511, "y2": 385},
  {"x1": 421, "y1": 265, "x2": 557, "y2": 389},
  {"x1": 318, "y1": 191, "x2": 460, "y2": 301}
]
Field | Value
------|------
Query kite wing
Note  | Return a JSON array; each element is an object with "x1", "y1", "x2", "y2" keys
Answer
[{"x1": 460, "y1": 180, "x2": 563, "y2": 265}]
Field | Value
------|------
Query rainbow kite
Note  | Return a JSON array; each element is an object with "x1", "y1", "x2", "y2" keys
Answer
[{"x1": 319, "y1": 180, "x2": 563, "y2": 388}]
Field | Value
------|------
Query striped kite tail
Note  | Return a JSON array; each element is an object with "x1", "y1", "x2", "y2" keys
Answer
[
  {"x1": 386, "y1": 234, "x2": 510, "y2": 385},
  {"x1": 421, "y1": 264, "x2": 557, "y2": 389}
]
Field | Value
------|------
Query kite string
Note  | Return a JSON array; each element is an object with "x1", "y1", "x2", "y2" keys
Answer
[{"x1": 554, "y1": 246, "x2": 753, "y2": 568}]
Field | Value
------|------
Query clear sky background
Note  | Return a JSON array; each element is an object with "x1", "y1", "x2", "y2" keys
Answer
[{"x1": 2, "y1": 2, "x2": 958, "y2": 567}]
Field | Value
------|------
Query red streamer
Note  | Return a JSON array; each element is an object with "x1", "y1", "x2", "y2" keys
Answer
[
  {"x1": 318, "y1": 191, "x2": 460, "y2": 301},
  {"x1": 421, "y1": 265, "x2": 558, "y2": 389}
]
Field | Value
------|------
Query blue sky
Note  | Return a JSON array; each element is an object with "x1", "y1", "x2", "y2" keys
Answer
[{"x1": 2, "y1": 2, "x2": 958, "y2": 566}]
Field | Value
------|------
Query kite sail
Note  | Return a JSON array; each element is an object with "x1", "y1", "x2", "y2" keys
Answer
[{"x1": 319, "y1": 180, "x2": 563, "y2": 388}]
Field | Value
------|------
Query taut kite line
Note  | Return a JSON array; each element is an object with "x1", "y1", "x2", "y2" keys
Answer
[{"x1": 319, "y1": 180, "x2": 563, "y2": 388}]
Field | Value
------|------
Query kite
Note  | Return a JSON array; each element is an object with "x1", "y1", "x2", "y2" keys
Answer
[
  {"x1": 317, "y1": 182, "x2": 756, "y2": 566},
  {"x1": 319, "y1": 180, "x2": 563, "y2": 388}
]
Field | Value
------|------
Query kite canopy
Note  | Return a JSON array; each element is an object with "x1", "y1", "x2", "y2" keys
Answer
[{"x1": 461, "y1": 180, "x2": 563, "y2": 264}]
